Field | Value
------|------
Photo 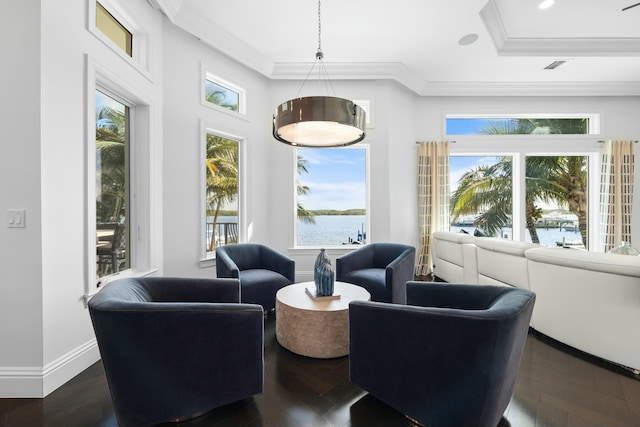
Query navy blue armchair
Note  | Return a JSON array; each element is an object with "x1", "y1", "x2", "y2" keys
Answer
[
  {"x1": 216, "y1": 243, "x2": 295, "y2": 311},
  {"x1": 349, "y1": 281, "x2": 536, "y2": 427},
  {"x1": 88, "y1": 277, "x2": 264, "y2": 427},
  {"x1": 336, "y1": 243, "x2": 415, "y2": 303}
]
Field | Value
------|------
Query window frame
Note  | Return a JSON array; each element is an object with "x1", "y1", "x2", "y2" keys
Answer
[
  {"x1": 200, "y1": 122, "x2": 246, "y2": 264},
  {"x1": 85, "y1": 57, "x2": 158, "y2": 298},
  {"x1": 293, "y1": 144, "x2": 371, "y2": 249},
  {"x1": 449, "y1": 137, "x2": 602, "y2": 251},
  {"x1": 88, "y1": 0, "x2": 153, "y2": 80},
  {"x1": 444, "y1": 113, "x2": 601, "y2": 136},
  {"x1": 201, "y1": 67, "x2": 248, "y2": 118}
]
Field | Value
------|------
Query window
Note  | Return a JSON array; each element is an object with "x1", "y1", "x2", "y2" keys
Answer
[
  {"x1": 295, "y1": 147, "x2": 368, "y2": 247},
  {"x1": 95, "y1": 89, "x2": 130, "y2": 278},
  {"x1": 447, "y1": 114, "x2": 598, "y2": 249},
  {"x1": 524, "y1": 155, "x2": 589, "y2": 248},
  {"x1": 204, "y1": 73, "x2": 245, "y2": 114},
  {"x1": 450, "y1": 156, "x2": 513, "y2": 239},
  {"x1": 96, "y1": 2, "x2": 132, "y2": 56},
  {"x1": 446, "y1": 114, "x2": 597, "y2": 135},
  {"x1": 205, "y1": 134, "x2": 240, "y2": 254},
  {"x1": 205, "y1": 80, "x2": 239, "y2": 112}
]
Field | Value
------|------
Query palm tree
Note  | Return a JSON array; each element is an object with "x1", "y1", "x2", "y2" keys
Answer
[
  {"x1": 206, "y1": 135, "x2": 238, "y2": 251},
  {"x1": 205, "y1": 83, "x2": 238, "y2": 111},
  {"x1": 96, "y1": 104, "x2": 126, "y2": 223},
  {"x1": 296, "y1": 154, "x2": 315, "y2": 224}
]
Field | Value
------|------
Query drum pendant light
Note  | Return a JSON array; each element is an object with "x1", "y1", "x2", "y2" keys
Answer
[{"x1": 272, "y1": 0, "x2": 366, "y2": 147}]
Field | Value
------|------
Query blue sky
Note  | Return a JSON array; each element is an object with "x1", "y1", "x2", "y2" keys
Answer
[
  {"x1": 296, "y1": 148, "x2": 366, "y2": 211},
  {"x1": 446, "y1": 118, "x2": 490, "y2": 135},
  {"x1": 450, "y1": 156, "x2": 500, "y2": 192}
]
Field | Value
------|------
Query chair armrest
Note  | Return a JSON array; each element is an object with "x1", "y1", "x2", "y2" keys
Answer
[
  {"x1": 386, "y1": 247, "x2": 416, "y2": 304},
  {"x1": 216, "y1": 249, "x2": 240, "y2": 278},
  {"x1": 260, "y1": 245, "x2": 295, "y2": 281},
  {"x1": 336, "y1": 246, "x2": 374, "y2": 277}
]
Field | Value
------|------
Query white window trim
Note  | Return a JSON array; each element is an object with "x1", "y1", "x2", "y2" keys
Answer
[
  {"x1": 199, "y1": 121, "x2": 247, "y2": 266},
  {"x1": 85, "y1": 55, "x2": 160, "y2": 300},
  {"x1": 292, "y1": 144, "x2": 371, "y2": 250},
  {"x1": 87, "y1": 0, "x2": 154, "y2": 82},
  {"x1": 201, "y1": 65, "x2": 249, "y2": 120},
  {"x1": 353, "y1": 99, "x2": 373, "y2": 127}
]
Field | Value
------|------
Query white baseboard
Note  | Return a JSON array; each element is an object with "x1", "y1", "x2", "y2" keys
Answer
[{"x1": 0, "y1": 338, "x2": 101, "y2": 398}]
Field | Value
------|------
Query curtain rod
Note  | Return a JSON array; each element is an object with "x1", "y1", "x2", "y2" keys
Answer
[
  {"x1": 598, "y1": 140, "x2": 638, "y2": 143},
  {"x1": 415, "y1": 140, "x2": 456, "y2": 144}
]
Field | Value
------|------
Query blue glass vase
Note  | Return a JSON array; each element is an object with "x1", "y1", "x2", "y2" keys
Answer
[{"x1": 314, "y1": 248, "x2": 335, "y2": 296}]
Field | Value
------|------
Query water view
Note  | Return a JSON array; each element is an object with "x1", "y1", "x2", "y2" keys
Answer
[
  {"x1": 209, "y1": 215, "x2": 582, "y2": 249},
  {"x1": 298, "y1": 215, "x2": 366, "y2": 246},
  {"x1": 450, "y1": 225, "x2": 583, "y2": 248}
]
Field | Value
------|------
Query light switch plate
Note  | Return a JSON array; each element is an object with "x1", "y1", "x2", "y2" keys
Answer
[{"x1": 7, "y1": 210, "x2": 25, "y2": 228}]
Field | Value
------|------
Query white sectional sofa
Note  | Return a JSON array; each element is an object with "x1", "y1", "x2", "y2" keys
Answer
[
  {"x1": 429, "y1": 231, "x2": 640, "y2": 373},
  {"x1": 526, "y1": 247, "x2": 640, "y2": 373}
]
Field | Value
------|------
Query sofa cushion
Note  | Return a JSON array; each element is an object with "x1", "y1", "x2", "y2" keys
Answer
[
  {"x1": 475, "y1": 238, "x2": 539, "y2": 289},
  {"x1": 525, "y1": 247, "x2": 640, "y2": 278},
  {"x1": 475, "y1": 237, "x2": 539, "y2": 257}
]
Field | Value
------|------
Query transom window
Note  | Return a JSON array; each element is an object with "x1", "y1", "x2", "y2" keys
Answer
[
  {"x1": 295, "y1": 147, "x2": 368, "y2": 247},
  {"x1": 446, "y1": 114, "x2": 598, "y2": 135},
  {"x1": 204, "y1": 74, "x2": 245, "y2": 114},
  {"x1": 96, "y1": 2, "x2": 132, "y2": 56}
]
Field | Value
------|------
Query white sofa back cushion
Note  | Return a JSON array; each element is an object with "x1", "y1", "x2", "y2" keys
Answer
[{"x1": 475, "y1": 238, "x2": 539, "y2": 289}]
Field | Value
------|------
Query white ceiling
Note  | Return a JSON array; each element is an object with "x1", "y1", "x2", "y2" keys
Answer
[{"x1": 152, "y1": 0, "x2": 640, "y2": 96}]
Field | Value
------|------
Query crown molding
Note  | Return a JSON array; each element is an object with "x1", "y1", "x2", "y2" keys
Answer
[
  {"x1": 270, "y1": 62, "x2": 426, "y2": 94},
  {"x1": 146, "y1": 0, "x2": 184, "y2": 22},
  {"x1": 170, "y1": 3, "x2": 274, "y2": 77},
  {"x1": 480, "y1": 0, "x2": 640, "y2": 57},
  {"x1": 420, "y1": 81, "x2": 640, "y2": 97}
]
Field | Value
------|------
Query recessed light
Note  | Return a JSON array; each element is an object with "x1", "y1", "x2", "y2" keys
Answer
[
  {"x1": 458, "y1": 33, "x2": 479, "y2": 46},
  {"x1": 539, "y1": 0, "x2": 555, "y2": 10}
]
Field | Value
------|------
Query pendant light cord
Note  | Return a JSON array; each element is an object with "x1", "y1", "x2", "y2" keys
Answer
[
  {"x1": 317, "y1": 0, "x2": 323, "y2": 60},
  {"x1": 295, "y1": 0, "x2": 336, "y2": 98}
]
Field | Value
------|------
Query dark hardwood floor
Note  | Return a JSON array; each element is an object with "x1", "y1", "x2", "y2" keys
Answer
[{"x1": 2, "y1": 314, "x2": 639, "y2": 427}]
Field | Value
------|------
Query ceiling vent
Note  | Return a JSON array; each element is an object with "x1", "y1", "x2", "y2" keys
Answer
[{"x1": 544, "y1": 60, "x2": 569, "y2": 70}]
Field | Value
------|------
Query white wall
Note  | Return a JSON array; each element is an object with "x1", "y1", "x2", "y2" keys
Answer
[
  {"x1": 0, "y1": 0, "x2": 164, "y2": 397},
  {"x1": 0, "y1": 0, "x2": 45, "y2": 395}
]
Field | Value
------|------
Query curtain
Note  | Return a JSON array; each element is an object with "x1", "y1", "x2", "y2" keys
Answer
[
  {"x1": 416, "y1": 141, "x2": 449, "y2": 276},
  {"x1": 600, "y1": 140, "x2": 635, "y2": 251}
]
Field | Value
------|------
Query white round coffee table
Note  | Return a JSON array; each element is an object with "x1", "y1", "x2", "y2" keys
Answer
[{"x1": 275, "y1": 281, "x2": 371, "y2": 358}]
